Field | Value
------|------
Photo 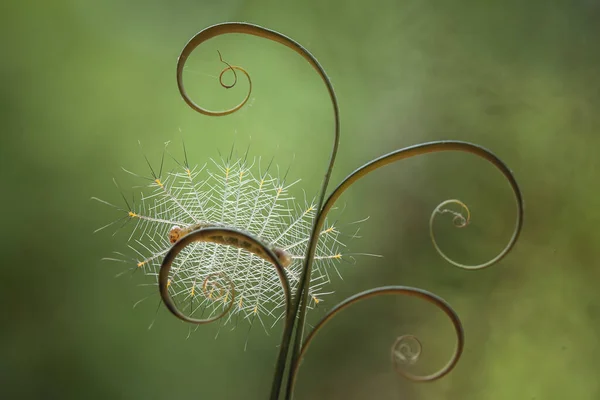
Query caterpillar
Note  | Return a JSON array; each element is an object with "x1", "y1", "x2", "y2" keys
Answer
[
  {"x1": 168, "y1": 223, "x2": 293, "y2": 268},
  {"x1": 95, "y1": 142, "x2": 373, "y2": 332}
]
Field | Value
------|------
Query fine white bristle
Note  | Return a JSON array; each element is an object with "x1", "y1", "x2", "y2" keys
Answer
[{"x1": 96, "y1": 144, "x2": 370, "y2": 333}]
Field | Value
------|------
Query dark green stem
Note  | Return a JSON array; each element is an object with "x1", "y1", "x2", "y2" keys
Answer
[{"x1": 173, "y1": 22, "x2": 340, "y2": 399}]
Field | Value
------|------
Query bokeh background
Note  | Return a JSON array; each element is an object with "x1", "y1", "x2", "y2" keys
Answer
[{"x1": 2, "y1": 0, "x2": 600, "y2": 399}]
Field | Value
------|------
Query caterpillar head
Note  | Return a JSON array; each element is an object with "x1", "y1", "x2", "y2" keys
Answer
[{"x1": 169, "y1": 225, "x2": 184, "y2": 244}]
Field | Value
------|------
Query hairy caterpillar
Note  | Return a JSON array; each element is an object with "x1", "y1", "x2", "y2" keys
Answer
[
  {"x1": 95, "y1": 143, "x2": 373, "y2": 332},
  {"x1": 168, "y1": 224, "x2": 293, "y2": 268}
]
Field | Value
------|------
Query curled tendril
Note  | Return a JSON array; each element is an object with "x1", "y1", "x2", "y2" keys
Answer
[
  {"x1": 202, "y1": 272, "x2": 228, "y2": 301},
  {"x1": 303, "y1": 141, "x2": 524, "y2": 285},
  {"x1": 166, "y1": 22, "x2": 524, "y2": 400},
  {"x1": 287, "y1": 286, "x2": 464, "y2": 394},
  {"x1": 216, "y1": 50, "x2": 238, "y2": 89},
  {"x1": 177, "y1": 40, "x2": 252, "y2": 116},
  {"x1": 158, "y1": 226, "x2": 292, "y2": 399},
  {"x1": 287, "y1": 141, "x2": 524, "y2": 394},
  {"x1": 392, "y1": 335, "x2": 422, "y2": 367},
  {"x1": 158, "y1": 227, "x2": 291, "y2": 325},
  {"x1": 433, "y1": 199, "x2": 470, "y2": 228},
  {"x1": 176, "y1": 22, "x2": 340, "y2": 137},
  {"x1": 429, "y1": 199, "x2": 494, "y2": 270}
]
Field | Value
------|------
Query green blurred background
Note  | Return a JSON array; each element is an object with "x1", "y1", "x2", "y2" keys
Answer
[{"x1": 2, "y1": 0, "x2": 599, "y2": 399}]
